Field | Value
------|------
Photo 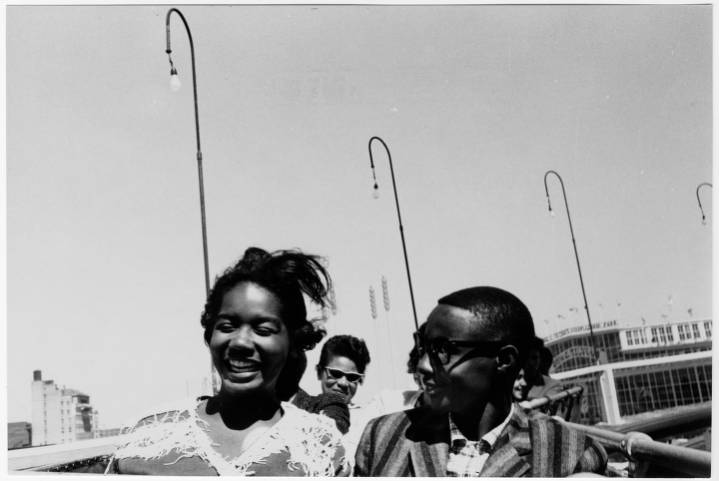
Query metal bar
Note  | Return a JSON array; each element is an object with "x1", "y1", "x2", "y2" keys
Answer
[
  {"x1": 519, "y1": 385, "x2": 583, "y2": 411},
  {"x1": 566, "y1": 421, "x2": 710, "y2": 476},
  {"x1": 608, "y1": 402, "x2": 711, "y2": 438}
]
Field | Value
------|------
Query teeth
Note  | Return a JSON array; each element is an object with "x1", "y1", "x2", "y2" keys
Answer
[{"x1": 227, "y1": 360, "x2": 258, "y2": 369}]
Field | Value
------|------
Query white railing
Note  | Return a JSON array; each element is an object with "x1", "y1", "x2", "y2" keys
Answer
[{"x1": 7, "y1": 435, "x2": 125, "y2": 472}]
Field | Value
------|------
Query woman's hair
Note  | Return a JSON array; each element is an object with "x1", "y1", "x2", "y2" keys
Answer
[
  {"x1": 318, "y1": 335, "x2": 371, "y2": 374},
  {"x1": 201, "y1": 247, "x2": 331, "y2": 400}
]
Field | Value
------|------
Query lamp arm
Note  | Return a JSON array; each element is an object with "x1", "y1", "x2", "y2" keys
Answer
[
  {"x1": 696, "y1": 182, "x2": 712, "y2": 222},
  {"x1": 543, "y1": 170, "x2": 598, "y2": 364},
  {"x1": 368, "y1": 137, "x2": 419, "y2": 332},
  {"x1": 165, "y1": 8, "x2": 210, "y2": 296}
]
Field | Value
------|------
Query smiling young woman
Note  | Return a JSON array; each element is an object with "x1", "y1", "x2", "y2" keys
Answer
[{"x1": 106, "y1": 247, "x2": 349, "y2": 476}]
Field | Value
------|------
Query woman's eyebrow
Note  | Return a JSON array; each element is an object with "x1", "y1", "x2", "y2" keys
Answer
[
  {"x1": 252, "y1": 316, "x2": 282, "y2": 326},
  {"x1": 215, "y1": 313, "x2": 282, "y2": 324}
]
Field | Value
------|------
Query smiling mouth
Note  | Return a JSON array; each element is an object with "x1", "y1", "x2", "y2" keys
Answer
[{"x1": 225, "y1": 359, "x2": 261, "y2": 372}]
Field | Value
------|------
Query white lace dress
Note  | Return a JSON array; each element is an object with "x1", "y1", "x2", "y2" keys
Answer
[{"x1": 107, "y1": 400, "x2": 349, "y2": 476}]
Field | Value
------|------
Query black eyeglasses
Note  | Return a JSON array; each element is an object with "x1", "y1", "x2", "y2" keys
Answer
[
  {"x1": 321, "y1": 366, "x2": 365, "y2": 384},
  {"x1": 414, "y1": 333, "x2": 506, "y2": 366}
]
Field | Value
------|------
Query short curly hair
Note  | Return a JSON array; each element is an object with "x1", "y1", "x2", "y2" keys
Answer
[
  {"x1": 438, "y1": 286, "x2": 535, "y2": 368},
  {"x1": 318, "y1": 335, "x2": 371, "y2": 374}
]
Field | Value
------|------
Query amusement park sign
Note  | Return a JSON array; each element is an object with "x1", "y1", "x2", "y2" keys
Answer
[{"x1": 545, "y1": 319, "x2": 618, "y2": 343}]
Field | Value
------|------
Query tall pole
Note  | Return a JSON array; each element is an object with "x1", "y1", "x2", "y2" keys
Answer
[
  {"x1": 368, "y1": 137, "x2": 419, "y2": 332},
  {"x1": 695, "y1": 182, "x2": 712, "y2": 225},
  {"x1": 544, "y1": 170, "x2": 599, "y2": 364},
  {"x1": 165, "y1": 8, "x2": 211, "y2": 297},
  {"x1": 165, "y1": 9, "x2": 216, "y2": 395}
]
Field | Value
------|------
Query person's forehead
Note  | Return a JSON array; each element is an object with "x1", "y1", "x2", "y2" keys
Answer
[
  {"x1": 425, "y1": 304, "x2": 490, "y2": 339},
  {"x1": 325, "y1": 355, "x2": 359, "y2": 372}
]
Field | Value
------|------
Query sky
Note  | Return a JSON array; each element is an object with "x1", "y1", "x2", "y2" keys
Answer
[{"x1": 6, "y1": 4, "x2": 713, "y2": 429}]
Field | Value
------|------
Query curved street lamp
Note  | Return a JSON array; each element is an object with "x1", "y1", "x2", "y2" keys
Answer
[
  {"x1": 165, "y1": 8, "x2": 210, "y2": 296},
  {"x1": 368, "y1": 137, "x2": 419, "y2": 332},
  {"x1": 544, "y1": 170, "x2": 599, "y2": 364},
  {"x1": 695, "y1": 182, "x2": 712, "y2": 225}
]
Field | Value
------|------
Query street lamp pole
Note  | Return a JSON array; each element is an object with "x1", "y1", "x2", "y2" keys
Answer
[
  {"x1": 543, "y1": 170, "x2": 599, "y2": 364},
  {"x1": 695, "y1": 182, "x2": 712, "y2": 225},
  {"x1": 165, "y1": 8, "x2": 211, "y2": 297},
  {"x1": 368, "y1": 137, "x2": 419, "y2": 332}
]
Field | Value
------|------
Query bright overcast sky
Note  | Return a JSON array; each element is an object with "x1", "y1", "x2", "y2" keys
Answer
[{"x1": 6, "y1": 4, "x2": 713, "y2": 428}]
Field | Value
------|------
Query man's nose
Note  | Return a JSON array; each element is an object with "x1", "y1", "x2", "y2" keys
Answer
[
  {"x1": 336, "y1": 376, "x2": 350, "y2": 388},
  {"x1": 416, "y1": 351, "x2": 434, "y2": 377}
]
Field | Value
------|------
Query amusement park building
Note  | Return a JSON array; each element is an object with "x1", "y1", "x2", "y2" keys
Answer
[{"x1": 544, "y1": 318, "x2": 712, "y2": 425}]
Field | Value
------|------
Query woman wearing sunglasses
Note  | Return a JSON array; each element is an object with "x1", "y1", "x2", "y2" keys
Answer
[
  {"x1": 316, "y1": 335, "x2": 371, "y2": 466},
  {"x1": 107, "y1": 248, "x2": 349, "y2": 476},
  {"x1": 316, "y1": 335, "x2": 371, "y2": 405}
]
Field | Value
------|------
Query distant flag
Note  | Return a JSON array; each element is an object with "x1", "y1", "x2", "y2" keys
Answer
[
  {"x1": 569, "y1": 307, "x2": 578, "y2": 312},
  {"x1": 661, "y1": 313, "x2": 668, "y2": 319},
  {"x1": 641, "y1": 317, "x2": 647, "y2": 325},
  {"x1": 688, "y1": 308, "x2": 694, "y2": 317},
  {"x1": 369, "y1": 286, "x2": 377, "y2": 319},
  {"x1": 557, "y1": 314, "x2": 565, "y2": 319}
]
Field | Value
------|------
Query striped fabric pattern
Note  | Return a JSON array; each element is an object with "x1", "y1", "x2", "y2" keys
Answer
[{"x1": 354, "y1": 404, "x2": 608, "y2": 477}]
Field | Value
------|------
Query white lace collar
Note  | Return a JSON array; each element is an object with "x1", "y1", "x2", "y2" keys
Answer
[{"x1": 114, "y1": 399, "x2": 345, "y2": 476}]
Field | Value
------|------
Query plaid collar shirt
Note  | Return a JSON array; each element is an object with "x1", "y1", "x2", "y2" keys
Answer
[{"x1": 445, "y1": 405, "x2": 515, "y2": 477}]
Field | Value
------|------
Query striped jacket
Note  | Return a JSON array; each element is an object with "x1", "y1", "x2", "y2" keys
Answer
[{"x1": 354, "y1": 404, "x2": 607, "y2": 477}]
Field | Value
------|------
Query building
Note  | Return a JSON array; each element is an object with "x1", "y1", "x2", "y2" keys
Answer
[
  {"x1": 546, "y1": 318, "x2": 712, "y2": 373},
  {"x1": 544, "y1": 318, "x2": 712, "y2": 425},
  {"x1": 8, "y1": 422, "x2": 32, "y2": 449},
  {"x1": 31, "y1": 370, "x2": 99, "y2": 446}
]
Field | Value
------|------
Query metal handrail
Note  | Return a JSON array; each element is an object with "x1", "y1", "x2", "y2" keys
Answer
[
  {"x1": 519, "y1": 385, "x2": 583, "y2": 422},
  {"x1": 519, "y1": 385, "x2": 583, "y2": 410},
  {"x1": 7, "y1": 435, "x2": 124, "y2": 471},
  {"x1": 564, "y1": 420, "x2": 711, "y2": 477},
  {"x1": 607, "y1": 401, "x2": 711, "y2": 439},
  {"x1": 521, "y1": 387, "x2": 711, "y2": 477}
]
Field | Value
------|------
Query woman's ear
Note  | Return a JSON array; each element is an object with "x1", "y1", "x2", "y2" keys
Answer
[{"x1": 496, "y1": 345, "x2": 519, "y2": 373}]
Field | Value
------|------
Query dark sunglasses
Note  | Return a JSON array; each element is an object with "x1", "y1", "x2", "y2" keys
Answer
[
  {"x1": 321, "y1": 366, "x2": 365, "y2": 384},
  {"x1": 414, "y1": 332, "x2": 506, "y2": 366}
]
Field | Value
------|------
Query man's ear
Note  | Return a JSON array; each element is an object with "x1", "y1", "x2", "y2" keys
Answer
[{"x1": 496, "y1": 345, "x2": 519, "y2": 373}]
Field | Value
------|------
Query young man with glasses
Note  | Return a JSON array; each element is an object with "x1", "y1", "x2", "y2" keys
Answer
[{"x1": 354, "y1": 286, "x2": 607, "y2": 477}]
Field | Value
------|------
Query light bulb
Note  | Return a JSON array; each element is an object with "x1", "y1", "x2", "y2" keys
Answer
[
  {"x1": 372, "y1": 186, "x2": 380, "y2": 200},
  {"x1": 549, "y1": 209, "x2": 556, "y2": 217},
  {"x1": 701, "y1": 217, "x2": 706, "y2": 226},
  {"x1": 169, "y1": 71, "x2": 182, "y2": 92}
]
